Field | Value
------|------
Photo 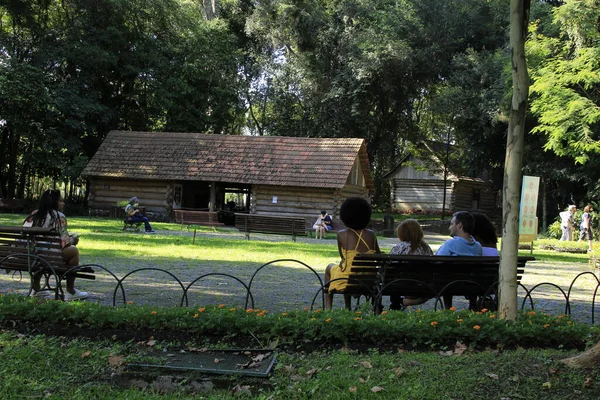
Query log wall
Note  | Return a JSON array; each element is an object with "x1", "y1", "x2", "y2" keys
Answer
[
  {"x1": 88, "y1": 178, "x2": 169, "y2": 214},
  {"x1": 251, "y1": 184, "x2": 369, "y2": 227},
  {"x1": 390, "y1": 179, "x2": 455, "y2": 212}
]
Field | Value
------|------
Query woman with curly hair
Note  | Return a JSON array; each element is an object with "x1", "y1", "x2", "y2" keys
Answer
[{"x1": 324, "y1": 197, "x2": 380, "y2": 309}]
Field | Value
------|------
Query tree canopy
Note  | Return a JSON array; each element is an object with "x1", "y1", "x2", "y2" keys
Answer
[{"x1": 0, "y1": 0, "x2": 597, "y2": 219}]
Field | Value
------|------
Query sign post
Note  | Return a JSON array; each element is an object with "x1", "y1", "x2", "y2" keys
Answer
[{"x1": 518, "y1": 176, "x2": 540, "y2": 251}]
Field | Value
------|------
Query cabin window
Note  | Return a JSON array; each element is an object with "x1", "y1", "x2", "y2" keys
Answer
[
  {"x1": 471, "y1": 189, "x2": 481, "y2": 210},
  {"x1": 347, "y1": 158, "x2": 365, "y2": 187}
]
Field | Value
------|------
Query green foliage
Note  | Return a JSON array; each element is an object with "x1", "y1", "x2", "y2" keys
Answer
[
  {"x1": 529, "y1": 0, "x2": 600, "y2": 165},
  {"x1": 0, "y1": 295, "x2": 594, "y2": 351}
]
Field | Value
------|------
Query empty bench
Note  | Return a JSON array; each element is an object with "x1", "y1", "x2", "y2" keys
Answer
[
  {"x1": 0, "y1": 226, "x2": 95, "y2": 299},
  {"x1": 235, "y1": 214, "x2": 307, "y2": 242},
  {"x1": 334, "y1": 254, "x2": 534, "y2": 312},
  {"x1": 173, "y1": 210, "x2": 224, "y2": 244}
]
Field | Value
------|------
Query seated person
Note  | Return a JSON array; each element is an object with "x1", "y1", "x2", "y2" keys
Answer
[
  {"x1": 324, "y1": 198, "x2": 380, "y2": 309},
  {"x1": 437, "y1": 211, "x2": 482, "y2": 256},
  {"x1": 471, "y1": 212, "x2": 499, "y2": 256},
  {"x1": 389, "y1": 219, "x2": 433, "y2": 310},
  {"x1": 23, "y1": 189, "x2": 88, "y2": 300},
  {"x1": 313, "y1": 210, "x2": 333, "y2": 239},
  {"x1": 437, "y1": 211, "x2": 482, "y2": 309},
  {"x1": 125, "y1": 197, "x2": 156, "y2": 234}
]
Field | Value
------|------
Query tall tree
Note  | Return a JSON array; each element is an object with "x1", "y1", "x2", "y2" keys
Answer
[{"x1": 499, "y1": 0, "x2": 530, "y2": 320}]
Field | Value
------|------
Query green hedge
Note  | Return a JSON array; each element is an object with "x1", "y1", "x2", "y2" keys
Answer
[{"x1": 1, "y1": 295, "x2": 598, "y2": 350}]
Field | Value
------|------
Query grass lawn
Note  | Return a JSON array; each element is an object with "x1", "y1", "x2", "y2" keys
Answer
[{"x1": 0, "y1": 330, "x2": 599, "y2": 399}]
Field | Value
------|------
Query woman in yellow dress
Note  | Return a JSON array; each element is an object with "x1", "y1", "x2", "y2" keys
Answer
[{"x1": 324, "y1": 197, "x2": 380, "y2": 309}]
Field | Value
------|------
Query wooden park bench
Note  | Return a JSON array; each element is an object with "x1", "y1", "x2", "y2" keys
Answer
[
  {"x1": 235, "y1": 214, "x2": 307, "y2": 242},
  {"x1": 173, "y1": 209, "x2": 224, "y2": 244},
  {"x1": 0, "y1": 226, "x2": 95, "y2": 299},
  {"x1": 332, "y1": 254, "x2": 534, "y2": 312}
]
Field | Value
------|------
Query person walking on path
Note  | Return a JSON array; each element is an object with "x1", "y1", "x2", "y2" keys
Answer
[
  {"x1": 560, "y1": 205, "x2": 577, "y2": 241},
  {"x1": 579, "y1": 204, "x2": 594, "y2": 252}
]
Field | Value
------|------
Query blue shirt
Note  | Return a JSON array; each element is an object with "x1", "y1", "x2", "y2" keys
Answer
[{"x1": 436, "y1": 236, "x2": 483, "y2": 256}]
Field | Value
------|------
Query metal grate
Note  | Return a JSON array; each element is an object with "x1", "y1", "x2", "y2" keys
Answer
[{"x1": 128, "y1": 349, "x2": 277, "y2": 377}]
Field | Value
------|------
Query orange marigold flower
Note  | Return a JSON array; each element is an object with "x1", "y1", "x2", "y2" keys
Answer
[
  {"x1": 354, "y1": 317, "x2": 361, "y2": 321},
  {"x1": 303, "y1": 307, "x2": 309, "y2": 311},
  {"x1": 528, "y1": 311, "x2": 535, "y2": 316},
  {"x1": 325, "y1": 318, "x2": 332, "y2": 323},
  {"x1": 193, "y1": 313, "x2": 199, "y2": 318},
  {"x1": 381, "y1": 311, "x2": 388, "y2": 315},
  {"x1": 543, "y1": 324, "x2": 550, "y2": 328},
  {"x1": 481, "y1": 308, "x2": 489, "y2": 313},
  {"x1": 229, "y1": 308, "x2": 236, "y2": 312},
  {"x1": 151, "y1": 311, "x2": 157, "y2": 315},
  {"x1": 281, "y1": 312, "x2": 288, "y2": 317},
  {"x1": 313, "y1": 309, "x2": 322, "y2": 313},
  {"x1": 567, "y1": 321, "x2": 573, "y2": 325},
  {"x1": 218, "y1": 304, "x2": 225, "y2": 309},
  {"x1": 457, "y1": 319, "x2": 463, "y2": 323},
  {"x1": 355, "y1": 311, "x2": 362, "y2": 315},
  {"x1": 430, "y1": 321, "x2": 438, "y2": 327},
  {"x1": 198, "y1": 307, "x2": 206, "y2": 313},
  {"x1": 126, "y1": 301, "x2": 134, "y2": 305},
  {"x1": 489, "y1": 314, "x2": 496, "y2": 319},
  {"x1": 254, "y1": 309, "x2": 262, "y2": 313},
  {"x1": 473, "y1": 325, "x2": 481, "y2": 330},
  {"x1": 449, "y1": 307, "x2": 456, "y2": 311},
  {"x1": 257, "y1": 312, "x2": 266, "y2": 317},
  {"x1": 246, "y1": 309, "x2": 253, "y2": 313}
]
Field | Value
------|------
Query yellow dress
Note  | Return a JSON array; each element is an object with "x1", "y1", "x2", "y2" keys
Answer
[{"x1": 328, "y1": 229, "x2": 376, "y2": 292}]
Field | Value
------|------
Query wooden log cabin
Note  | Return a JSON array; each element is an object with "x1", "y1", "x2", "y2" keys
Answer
[
  {"x1": 81, "y1": 131, "x2": 374, "y2": 225},
  {"x1": 385, "y1": 153, "x2": 498, "y2": 217}
]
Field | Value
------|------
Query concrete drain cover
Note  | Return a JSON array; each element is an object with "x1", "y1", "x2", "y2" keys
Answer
[{"x1": 128, "y1": 349, "x2": 277, "y2": 377}]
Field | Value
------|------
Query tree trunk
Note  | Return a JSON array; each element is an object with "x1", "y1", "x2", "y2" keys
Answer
[
  {"x1": 499, "y1": 0, "x2": 530, "y2": 320},
  {"x1": 561, "y1": 341, "x2": 600, "y2": 368}
]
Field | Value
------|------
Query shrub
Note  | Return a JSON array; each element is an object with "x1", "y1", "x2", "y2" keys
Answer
[{"x1": 0, "y1": 295, "x2": 596, "y2": 350}]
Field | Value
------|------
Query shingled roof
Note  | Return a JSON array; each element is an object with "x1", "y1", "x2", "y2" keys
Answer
[{"x1": 82, "y1": 131, "x2": 374, "y2": 190}]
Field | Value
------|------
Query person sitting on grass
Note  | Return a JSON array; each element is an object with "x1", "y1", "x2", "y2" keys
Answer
[
  {"x1": 389, "y1": 219, "x2": 433, "y2": 310},
  {"x1": 324, "y1": 197, "x2": 380, "y2": 309},
  {"x1": 125, "y1": 197, "x2": 156, "y2": 234},
  {"x1": 23, "y1": 189, "x2": 88, "y2": 300}
]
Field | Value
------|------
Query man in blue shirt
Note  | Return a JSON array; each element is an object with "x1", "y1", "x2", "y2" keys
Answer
[
  {"x1": 437, "y1": 211, "x2": 483, "y2": 256},
  {"x1": 437, "y1": 211, "x2": 482, "y2": 309}
]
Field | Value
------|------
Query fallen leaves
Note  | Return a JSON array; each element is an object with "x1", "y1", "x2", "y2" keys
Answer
[
  {"x1": 371, "y1": 386, "x2": 384, "y2": 393},
  {"x1": 358, "y1": 361, "x2": 373, "y2": 369},
  {"x1": 80, "y1": 351, "x2": 91, "y2": 358},
  {"x1": 108, "y1": 355, "x2": 125, "y2": 367}
]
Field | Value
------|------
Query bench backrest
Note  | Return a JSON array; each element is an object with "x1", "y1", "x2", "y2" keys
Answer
[
  {"x1": 350, "y1": 254, "x2": 534, "y2": 296},
  {"x1": 0, "y1": 226, "x2": 65, "y2": 270},
  {"x1": 235, "y1": 214, "x2": 306, "y2": 235},
  {"x1": 173, "y1": 210, "x2": 220, "y2": 225}
]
